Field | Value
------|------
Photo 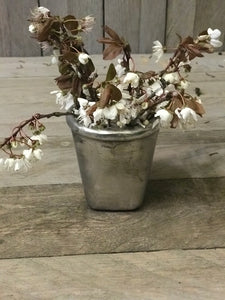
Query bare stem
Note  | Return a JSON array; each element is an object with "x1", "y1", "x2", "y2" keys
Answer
[{"x1": 0, "y1": 111, "x2": 74, "y2": 149}]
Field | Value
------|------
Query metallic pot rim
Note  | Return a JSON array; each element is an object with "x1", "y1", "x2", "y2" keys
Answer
[{"x1": 66, "y1": 114, "x2": 160, "y2": 141}]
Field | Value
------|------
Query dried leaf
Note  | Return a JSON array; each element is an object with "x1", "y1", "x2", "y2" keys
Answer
[
  {"x1": 98, "y1": 85, "x2": 113, "y2": 108},
  {"x1": 98, "y1": 38, "x2": 119, "y2": 45},
  {"x1": 104, "y1": 25, "x2": 121, "y2": 42},
  {"x1": 63, "y1": 15, "x2": 79, "y2": 34},
  {"x1": 106, "y1": 63, "x2": 116, "y2": 81},
  {"x1": 62, "y1": 51, "x2": 78, "y2": 63},
  {"x1": 168, "y1": 96, "x2": 183, "y2": 112},
  {"x1": 55, "y1": 74, "x2": 73, "y2": 91},
  {"x1": 71, "y1": 76, "x2": 82, "y2": 98},
  {"x1": 86, "y1": 103, "x2": 97, "y2": 116},
  {"x1": 109, "y1": 84, "x2": 122, "y2": 101},
  {"x1": 58, "y1": 61, "x2": 71, "y2": 75},
  {"x1": 37, "y1": 18, "x2": 55, "y2": 42},
  {"x1": 181, "y1": 36, "x2": 194, "y2": 46},
  {"x1": 187, "y1": 45, "x2": 204, "y2": 57},
  {"x1": 186, "y1": 99, "x2": 205, "y2": 116},
  {"x1": 103, "y1": 44, "x2": 123, "y2": 60}
]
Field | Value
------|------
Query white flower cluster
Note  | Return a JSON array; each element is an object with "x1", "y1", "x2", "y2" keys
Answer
[
  {"x1": 73, "y1": 65, "x2": 199, "y2": 129},
  {"x1": 198, "y1": 28, "x2": 223, "y2": 48},
  {"x1": 155, "y1": 106, "x2": 199, "y2": 129},
  {"x1": 51, "y1": 91, "x2": 74, "y2": 110},
  {"x1": 0, "y1": 133, "x2": 47, "y2": 172}
]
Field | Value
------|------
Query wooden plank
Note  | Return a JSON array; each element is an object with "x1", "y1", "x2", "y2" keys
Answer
[
  {"x1": 193, "y1": 0, "x2": 225, "y2": 51},
  {"x1": 104, "y1": 0, "x2": 141, "y2": 53},
  {"x1": 0, "y1": 249, "x2": 225, "y2": 299},
  {"x1": 0, "y1": 134, "x2": 225, "y2": 187},
  {"x1": 0, "y1": 178, "x2": 225, "y2": 258},
  {"x1": 40, "y1": 0, "x2": 103, "y2": 54},
  {"x1": 104, "y1": 0, "x2": 166, "y2": 53},
  {"x1": 0, "y1": 54, "x2": 224, "y2": 78},
  {"x1": 0, "y1": 0, "x2": 41, "y2": 56},
  {"x1": 139, "y1": 0, "x2": 167, "y2": 52},
  {"x1": 166, "y1": 0, "x2": 196, "y2": 49}
]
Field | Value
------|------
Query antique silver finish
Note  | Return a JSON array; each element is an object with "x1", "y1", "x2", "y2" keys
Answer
[{"x1": 67, "y1": 115, "x2": 159, "y2": 211}]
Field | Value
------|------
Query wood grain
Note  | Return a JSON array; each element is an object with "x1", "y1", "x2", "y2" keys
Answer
[
  {"x1": 166, "y1": 0, "x2": 196, "y2": 49},
  {"x1": 40, "y1": 0, "x2": 103, "y2": 54},
  {"x1": 0, "y1": 55, "x2": 224, "y2": 187},
  {"x1": 0, "y1": 0, "x2": 40, "y2": 56},
  {"x1": 104, "y1": 0, "x2": 166, "y2": 53},
  {"x1": 0, "y1": 249, "x2": 225, "y2": 299},
  {"x1": 166, "y1": 0, "x2": 225, "y2": 50},
  {"x1": 0, "y1": 178, "x2": 225, "y2": 258},
  {"x1": 193, "y1": 0, "x2": 225, "y2": 50}
]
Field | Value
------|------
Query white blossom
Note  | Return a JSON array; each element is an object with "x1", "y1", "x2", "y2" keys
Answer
[
  {"x1": 163, "y1": 72, "x2": 180, "y2": 84},
  {"x1": 29, "y1": 24, "x2": 37, "y2": 33},
  {"x1": 30, "y1": 134, "x2": 48, "y2": 145},
  {"x1": 78, "y1": 53, "x2": 90, "y2": 65},
  {"x1": 152, "y1": 40, "x2": 164, "y2": 62},
  {"x1": 177, "y1": 107, "x2": 198, "y2": 128},
  {"x1": 115, "y1": 59, "x2": 126, "y2": 78},
  {"x1": 81, "y1": 16, "x2": 95, "y2": 32},
  {"x1": 148, "y1": 81, "x2": 164, "y2": 96},
  {"x1": 51, "y1": 49, "x2": 60, "y2": 64},
  {"x1": 23, "y1": 148, "x2": 33, "y2": 160},
  {"x1": 78, "y1": 97, "x2": 89, "y2": 107},
  {"x1": 93, "y1": 108, "x2": 103, "y2": 124},
  {"x1": 180, "y1": 80, "x2": 190, "y2": 90},
  {"x1": 155, "y1": 109, "x2": 173, "y2": 128},
  {"x1": 14, "y1": 158, "x2": 31, "y2": 172},
  {"x1": 123, "y1": 72, "x2": 139, "y2": 88},
  {"x1": 33, "y1": 149, "x2": 43, "y2": 160},
  {"x1": 207, "y1": 28, "x2": 223, "y2": 48},
  {"x1": 32, "y1": 6, "x2": 50, "y2": 18},
  {"x1": 0, "y1": 158, "x2": 4, "y2": 171},
  {"x1": 102, "y1": 105, "x2": 118, "y2": 120},
  {"x1": 4, "y1": 158, "x2": 15, "y2": 171},
  {"x1": 53, "y1": 91, "x2": 74, "y2": 110}
]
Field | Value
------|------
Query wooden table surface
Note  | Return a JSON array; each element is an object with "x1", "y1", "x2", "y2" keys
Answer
[{"x1": 0, "y1": 54, "x2": 225, "y2": 299}]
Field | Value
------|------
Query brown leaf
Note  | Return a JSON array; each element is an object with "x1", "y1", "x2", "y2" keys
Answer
[
  {"x1": 187, "y1": 44, "x2": 204, "y2": 58},
  {"x1": 63, "y1": 15, "x2": 79, "y2": 34},
  {"x1": 97, "y1": 38, "x2": 119, "y2": 45},
  {"x1": 86, "y1": 103, "x2": 98, "y2": 116},
  {"x1": 62, "y1": 51, "x2": 78, "y2": 63},
  {"x1": 103, "y1": 44, "x2": 123, "y2": 60},
  {"x1": 98, "y1": 85, "x2": 113, "y2": 108},
  {"x1": 104, "y1": 25, "x2": 121, "y2": 42},
  {"x1": 181, "y1": 36, "x2": 194, "y2": 46},
  {"x1": 55, "y1": 74, "x2": 73, "y2": 91},
  {"x1": 37, "y1": 18, "x2": 55, "y2": 42},
  {"x1": 109, "y1": 84, "x2": 122, "y2": 101},
  {"x1": 71, "y1": 76, "x2": 82, "y2": 98},
  {"x1": 186, "y1": 98, "x2": 205, "y2": 116},
  {"x1": 168, "y1": 96, "x2": 183, "y2": 112}
]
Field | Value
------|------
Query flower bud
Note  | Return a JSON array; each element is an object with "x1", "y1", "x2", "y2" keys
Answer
[{"x1": 78, "y1": 53, "x2": 90, "y2": 65}]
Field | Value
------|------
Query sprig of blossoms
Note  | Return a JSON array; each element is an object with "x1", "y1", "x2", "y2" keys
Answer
[
  {"x1": 0, "y1": 7, "x2": 223, "y2": 172},
  {"x1": 0, "y1": 112, "x2": 73, "y2": 172}
]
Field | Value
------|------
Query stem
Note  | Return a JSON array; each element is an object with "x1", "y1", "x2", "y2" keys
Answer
[{"x1": 0, "y1": 111, "x2": 74, "y2": 149}]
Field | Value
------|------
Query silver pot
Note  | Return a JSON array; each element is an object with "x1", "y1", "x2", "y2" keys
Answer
[{"x1": 66, "y1": 115, "x2": 159, "y2": 211}]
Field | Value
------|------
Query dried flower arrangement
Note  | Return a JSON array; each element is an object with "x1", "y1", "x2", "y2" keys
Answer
[{"x1": 0, "y1": 6, "x2": 223, "y2": 172}]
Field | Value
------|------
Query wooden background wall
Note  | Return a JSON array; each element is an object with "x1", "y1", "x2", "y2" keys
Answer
[{"x1": 0, "y1": 0, "x2": 224, "y2": 56}]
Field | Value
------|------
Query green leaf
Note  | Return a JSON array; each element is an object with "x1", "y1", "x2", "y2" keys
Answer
[{"x1": 106, "y1": 63, "x2": 117, "y2": 81}]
